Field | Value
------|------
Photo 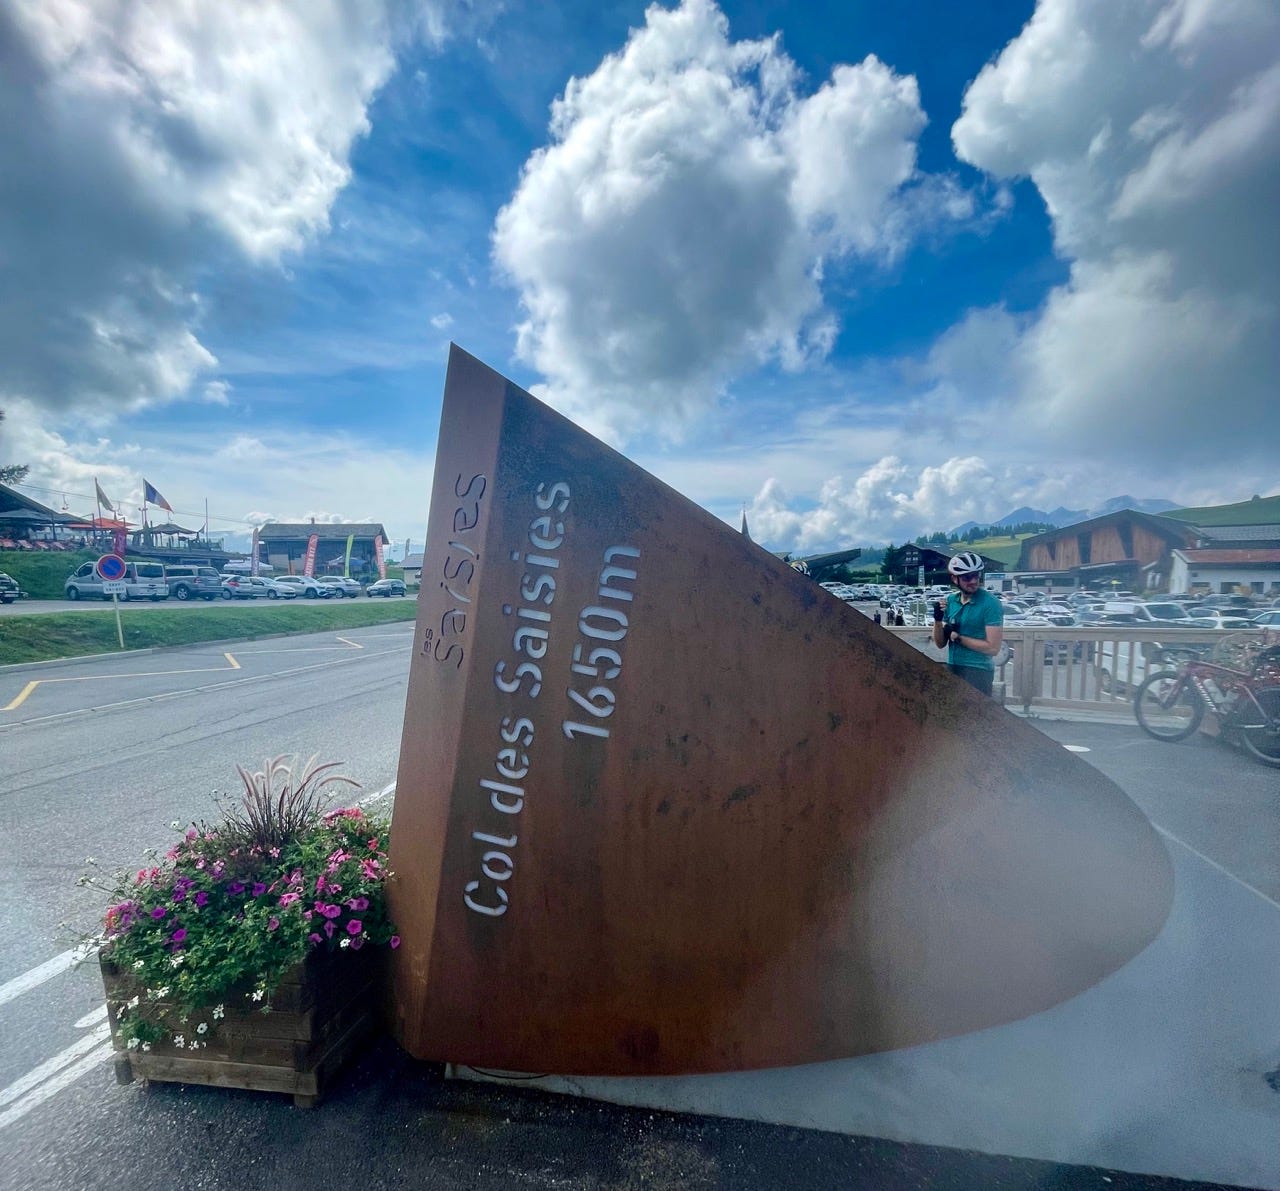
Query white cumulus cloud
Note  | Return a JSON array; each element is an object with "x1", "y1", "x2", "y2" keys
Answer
[
  {"x1": 0, "y1": 0, "x2": 437, "y2": 417},
  {"x1": 950, "y1": 0, "x2": 1280, "y2": 464},
  {"x1": 492, "y1": 0, "x2": 943, "y2": 442}
]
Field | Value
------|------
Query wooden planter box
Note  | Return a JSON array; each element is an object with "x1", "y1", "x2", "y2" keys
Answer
[{"x1": 100, "y1": 946, "x2": 383, "y2": 1107}]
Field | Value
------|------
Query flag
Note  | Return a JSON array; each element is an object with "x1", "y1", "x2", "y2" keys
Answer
[
  {"x1": 143, "y1": 479, "x2": 173, "y2": 512},
  {"x1": 343, "y1": 532, "x2": 355, "y2": 578},
  {"x1": 251, "y1": 527, "x2": 260, "y2": 577},
  {"x1": 303, "y1": 533, "x2": 319, "y2": 578},
  {"x1": 374, "y1": 535, "x2": 386, "y2": 580},
  {"x1": 94, "y1": 478, "x2": 115, "y2": 513}
]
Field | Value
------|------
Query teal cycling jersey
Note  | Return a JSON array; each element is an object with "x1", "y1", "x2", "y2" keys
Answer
[{"x1": 945, "y1": 587, "x2": 1004, "y2": 670}]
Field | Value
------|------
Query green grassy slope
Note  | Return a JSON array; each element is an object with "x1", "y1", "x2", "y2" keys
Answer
[{"x1": 0, "y1": 600, "x2": 418, "y2": 665}]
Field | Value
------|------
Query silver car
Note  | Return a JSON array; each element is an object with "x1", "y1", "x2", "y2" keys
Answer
[
  {"x1": 271, "y1": 575, "x2": 332, "y2": 599},
  {"x1": 317, "y1": 575, "x2": 363, "y2": 598}
]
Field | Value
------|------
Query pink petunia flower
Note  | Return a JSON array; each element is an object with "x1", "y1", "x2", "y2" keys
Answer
[{"x1": 346, "y1": 919, "x2": 362, "y2": 935}]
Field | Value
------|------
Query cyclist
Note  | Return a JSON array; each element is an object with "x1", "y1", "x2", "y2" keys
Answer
[{"x1": 932, "y1": 552, "x2": 1005, "y2": 696}]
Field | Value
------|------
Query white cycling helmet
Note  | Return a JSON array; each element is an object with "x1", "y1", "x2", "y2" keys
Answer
[{"x1": 947, "y1": 551, "x2": 984, "y2": 577}]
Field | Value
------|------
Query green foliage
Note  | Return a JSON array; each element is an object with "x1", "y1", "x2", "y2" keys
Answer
[
  {"x1": 86, "y1": 759, "x2": 398, "y2": 1051},
  {"x1": 0, "y1": 549, "x2": 97, "y2": 599},
  {"x1": 222, "y1": 755, "x2": 359, "y2": 852}
]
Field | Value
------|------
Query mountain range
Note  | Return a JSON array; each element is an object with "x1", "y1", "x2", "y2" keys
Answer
[{"x1": 949, "y1": 496, "x2": 1179, "y2": 537}]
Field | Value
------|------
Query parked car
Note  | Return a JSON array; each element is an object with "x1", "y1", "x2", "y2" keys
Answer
[
  {"x1": 271, "y1": 575, "x2": 332, "y2": 599},
  {"x1": 1185, "y1": 611, "x2": 1257, "y2": 630},
  {"x1": 248, "y1": 576, "x2": 294, "y2": 600},
  {"x1": 0, "y1": 571, "x2": 25, "y2": 603},
  {"x1": 219, "y1": 575, "x2": 258, "y2": 600},
  {"x1": 365, "y1": 578, "x2": 407, "y2": 597},
  {"x1": 164, "y1": 564, "x2": 222, "y2": 601},
  {"x1": 1251, "y1": 610, "x2": 1280, "y2": 628},
  {"x1": 317, "y1": 575, "x2": 363, "y2": 598},
  {"x1": 65, "y1": 560, "x2": 168, "y2": 601}
]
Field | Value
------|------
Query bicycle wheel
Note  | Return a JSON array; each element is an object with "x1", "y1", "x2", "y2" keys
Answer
[
  {"x1": 1234, "y1": 686, "x2": 1280, "y2": 768},
  {"x1": 1134, "y1": 671, "x2": 1204, "y2": 742}
]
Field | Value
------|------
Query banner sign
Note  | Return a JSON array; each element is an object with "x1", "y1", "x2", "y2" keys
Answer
[
  {"x1": 250, "y1": 527, "x2": 260, "y2": 577},
  {"x1": 387, "y1": 345, "x2": 1173, "y2": 1077},
  {"x1": 343, "y1": 533, "x2": 354, "y2": 578},
  {"x1": 303, "y1": 533, "x2": 319, "y2": 578},
  {"x1": 374, "y1": 535, "x2": 386, "y2": 580},
  {"x1": 112, "y1": 528, "x2": 127, "y2": 556}
]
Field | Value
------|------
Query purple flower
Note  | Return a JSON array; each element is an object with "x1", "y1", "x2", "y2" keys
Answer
[
  {"x1": 267, "y1": 917, "x2": 280, "y2": 932},
  {"x1": 150, "y1": 906, "x2": 167, "y2": 920},
  {"x1": 346, "y1": 919, "x2": 362, "y2": 936},
  {"x1": 390, "y1": 935, "x2": 401, "y2": 950},
  {"x1": 171, "y1": 927, "x2": 187, "y2": 944},
  {"x1": 350, "y1": 937, "x2": 364, "y2": 951},
  {"x1": 323, "y1": 920, "x2": 336, "y2": 938},
  {"x1": 252, "y1": 883, "x2": 267, "y2": 897},
  {"x1": 308, "y1": 932, "x2": 322, "y2": 944},
  {"x1": 346, "y1": 897, "x2": 369, "y2": 912},
  {"x1": 171, "y1": 888, "x2": 186, "y2": 902},
  {"x1": 227, "y1": 881, "x2": 245, "y2": 895},
  {"x1": 194, "y1": 890, "x2": 209, "y2": 908},
  {"x1": 321, "y1": 903, "x2": 342, "y2": 920}
]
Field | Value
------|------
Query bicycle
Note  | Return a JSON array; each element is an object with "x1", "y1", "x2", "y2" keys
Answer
[{"x1": 1133, "y1": 634, "x2": 1280, "y2": 767}]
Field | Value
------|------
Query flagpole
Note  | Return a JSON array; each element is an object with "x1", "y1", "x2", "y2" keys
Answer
[{"x1": 94, "y1": 478, "x2": 102, "y2": 548}]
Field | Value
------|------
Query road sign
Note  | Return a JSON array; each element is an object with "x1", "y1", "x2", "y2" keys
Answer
[
  {"x1": 102, "y1": 580, "x2": 126, "y2": 595},
  {"x1": 96, "y1": 554, "x2": 126, "y2": 581}
]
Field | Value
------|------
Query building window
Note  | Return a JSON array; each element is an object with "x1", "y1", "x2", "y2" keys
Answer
[{"x1": 1077, "y1": 533, "x2": 1091, "y2": 566}]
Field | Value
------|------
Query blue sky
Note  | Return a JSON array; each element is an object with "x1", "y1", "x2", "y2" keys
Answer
[{"x1": 2, "y1": 0, "x2": 1277, "y2": 558}]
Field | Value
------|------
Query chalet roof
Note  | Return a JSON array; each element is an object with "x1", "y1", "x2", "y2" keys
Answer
[
  {"x1": 257, "y1": 522, "x2": 388, "y2": 543},
  {"x1": 1172, "y1": 548, "x2": 1280, "y2": 566},
  {"x1": 1192, "y1": 525, "x2": 1280, "y2": 545}
]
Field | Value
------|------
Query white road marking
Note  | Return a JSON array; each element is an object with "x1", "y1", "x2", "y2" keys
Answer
[
  {"x1": 74, "y1": 1006, "x2": 108, "y2": 1029},
  {"x1": 0, "y1": 1023, "x2": 112, "y2": 1111},
  {"x1": 1157, "y1": 826, "x2": 1280, "y2": 911},
  {"x1": 0, "y1": 946, "x2": 92, "y2": 1009},
  {"x1": 359, "y1": 781, "x2": 396, "y2": 809},
  {"x1": 0, "y1": 638, "x2": 411, "y2": 730},
  {"x1": 0, "y1": 1034, "x2": 115, "y2": 1130},
  {"x1": 1062, "y1": 744, "x2": 1091, "y2": 752}
]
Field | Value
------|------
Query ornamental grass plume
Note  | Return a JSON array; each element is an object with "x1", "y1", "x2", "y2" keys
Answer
[{"x1": 86, "y1": 758, "x2": 399, "y2": 1050}]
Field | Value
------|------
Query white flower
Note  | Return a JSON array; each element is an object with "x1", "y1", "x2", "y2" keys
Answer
[
  {"x1": 169, "y1": 954, "x2": 185, "y2": 968},
  {"x1": 126, "y1": 1037, "x2": 139, "y2": 1050},
  {"x1": 339, "y1": 938, "x2": 350, "y2": 949},
  {"x1": 251, "y1": 987, "x2": 265, "y2": 1002},
  {"x1": 196, "y1": 1022, "x2": 208, "y2": 1035},
  {"x1": 211, "y1": 1005, "x2": 225, "y2": 1020},
  {"x1": 169, "y1": 821, "x2": 182, "y2": 831},
  {"x1": 132, "y1": 960, "x2": 144, "y2": 971},
  {"x1": 127, "y1": 996, "x2": 140, "y2": 1009},
  {"x1": 173, "y1": 1035, "x2": 185, "y2": 1048},
  {"x1": 140, "y1": 1042, "x2": 151, "y2": 1052}
]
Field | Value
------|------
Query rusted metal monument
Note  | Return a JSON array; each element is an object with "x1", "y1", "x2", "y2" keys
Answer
[{"x1": 388, "y1": 345, "x2": 1173, "y2": 1076}]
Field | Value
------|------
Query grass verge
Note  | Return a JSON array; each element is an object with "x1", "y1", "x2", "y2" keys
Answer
[{"x1": 0, "y1": 600, "x2": 419, "y2": 665}]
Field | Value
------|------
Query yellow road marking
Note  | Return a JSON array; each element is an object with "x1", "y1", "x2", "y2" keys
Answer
[
  {"x1": 1, "y1": 637, "x2": 369, "y2": 713},
  {"x1": 230, "y1": 637, "x2": 363, "y2": 655},
  {"x1": 3, "y1": 652, "x2": 242, "y2": 712}
]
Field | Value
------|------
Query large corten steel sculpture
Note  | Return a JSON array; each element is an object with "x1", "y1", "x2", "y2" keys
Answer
[{"x1": 388, "y1": 345, "x2": 1173, "y2": 1076}]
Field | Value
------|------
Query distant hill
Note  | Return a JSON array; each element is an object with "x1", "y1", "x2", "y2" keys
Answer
[
  {"x1": 951, "y1": 496, "x2": 1178, "y2": 536},
  {"x1": 1162, "y1": 493, "x2": 1280, "y2": 527}
]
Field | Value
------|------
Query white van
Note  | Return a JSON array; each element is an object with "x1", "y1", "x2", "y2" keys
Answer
[{"x1": 64, "y1": 559, "x2": 169, "y2": 601}]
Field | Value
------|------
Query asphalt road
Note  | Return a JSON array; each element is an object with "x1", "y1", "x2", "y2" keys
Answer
[{"x1": 0, "y1": 630, "x2": 1273, "y2": 1191}]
